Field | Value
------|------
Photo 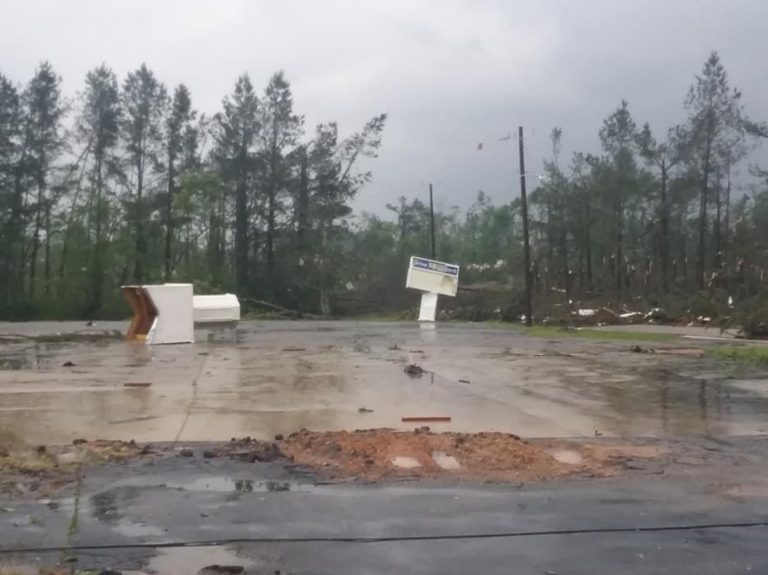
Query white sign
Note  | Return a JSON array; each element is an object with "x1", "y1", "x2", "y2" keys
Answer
[{"x1": 405, "y1": 256, "x2": 460, "y2": 297}]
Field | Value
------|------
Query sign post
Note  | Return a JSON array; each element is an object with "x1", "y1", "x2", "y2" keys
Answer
[{"x1": 405, "y1": 256, "x2": 460, "y2": 322}]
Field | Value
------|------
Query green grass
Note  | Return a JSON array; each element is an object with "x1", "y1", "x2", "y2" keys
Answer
[
  {"x1": 526, "y1": 325, "x2": 678, "y2": 343},
  {"x1": 708, "y1": 345, "x2": 768, "y2": 364}
]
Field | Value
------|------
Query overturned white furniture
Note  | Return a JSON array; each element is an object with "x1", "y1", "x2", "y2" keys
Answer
[
  {"x1": 405, "y1": 256, "x2": 460, "y2": 322},
  {"x1": 122, "y1": 283, "x2": 240, "y2": 344}
]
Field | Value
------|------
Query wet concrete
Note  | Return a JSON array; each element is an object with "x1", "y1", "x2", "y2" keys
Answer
[{"x1": 1, "y1": 320, "x2": 767, "y2": 445}]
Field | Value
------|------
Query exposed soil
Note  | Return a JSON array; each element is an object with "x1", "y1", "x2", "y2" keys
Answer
[
  {"x1": 0, "y1": 429, "x2": 667, "y2": 498},
  {"x1": 278, "y1": 428, "x2": 665, "y2": 482},
  {"x1": 0, "y1": 437, "x2": 156, "y2": 497}
]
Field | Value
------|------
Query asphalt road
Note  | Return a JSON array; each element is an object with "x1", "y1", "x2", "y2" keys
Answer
[{"x1": 2, "y1": 439, "x2": 768, "y2": 574}]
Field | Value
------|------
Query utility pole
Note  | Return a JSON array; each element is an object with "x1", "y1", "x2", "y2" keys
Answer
[
  {"x1": 429, "y1": 182, "x2": 436, "y2": 259},
  {"x1": 518, "y1": 126, "x2": 533, "y2": 327}
]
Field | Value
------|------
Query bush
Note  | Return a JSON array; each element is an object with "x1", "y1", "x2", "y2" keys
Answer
[{"x1": 733, "y1": 290, "x2": 768, "y2": 339}]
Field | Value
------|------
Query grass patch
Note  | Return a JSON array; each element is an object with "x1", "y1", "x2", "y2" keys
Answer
[
  {"x1": 708, "y1": 345, "x2": 768, "y2": 364},
  {"x1": 526, "y1": 325, "x2": 678, "y2": 343}
]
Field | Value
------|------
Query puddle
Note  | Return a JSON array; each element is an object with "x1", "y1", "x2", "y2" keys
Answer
[
  {"x1": 87, "y1": 490, "x2": 166, "y2": 538},
  {"x1": 4, "y1": 321, "x2": 768, "y2": 443},
  {"x1": 0, "y1": 351, "x2": 54, "y2": 370},
  {"x1": 112, "y1": 518, "x2": 166, "y2": 537},
  {"x1": 723, "y1": 481, "x2": 768, "y2": 498},
  {"x1": 165, "y1": 477, "x2": 308, "y2": 493},
  {"x1": 147, "y1": 545, "x2": 255, "y2": 574},
  {"x1": 91, "y1": 490, "x2": 121, "y2": 523}
]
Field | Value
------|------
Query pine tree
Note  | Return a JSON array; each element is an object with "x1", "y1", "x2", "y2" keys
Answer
[
  {"x1": 164, "y1": 83, "x2": 196, "y2": 279},
  {"x1": 681, "y1": 52, "x2": 751, "y2": 288},
  {"x1": 213, "y1": 74, "x2": 259, "y2": 293},
  {"x1": 75, "y1": 64, "x2": 121, "y2": 313},
  {"x1": 258, "y1": 71, "x2": 303, "y2": 289},
  {"x1": 120, "y1": 63, "x2": 167, "y2": 283},
  {"x1": 598, "y1": 100, "x2": 638, "y2": 294},
  {"x1": 24, "y1": 62, "x2": 65, "y2": 297},
  {"x1": 0, "y1": 73, "x2": 23, "y2": 307}
]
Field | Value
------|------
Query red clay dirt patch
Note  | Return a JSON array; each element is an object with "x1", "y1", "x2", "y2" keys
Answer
[{"x1": 279, "y1": 429, "x2": 662, "y2": 482}]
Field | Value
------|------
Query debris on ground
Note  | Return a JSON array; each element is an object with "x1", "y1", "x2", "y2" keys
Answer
[
  {"x1": 213, "y1": 437, "x2": 284, "y2": 463},
  {"x1": 0, "y1": 330, "x2": 123, "y2": 344},
  {"x1": 61, "y1": 360, "x2": 76, "y2": 367},
  {"x1": 199, "y1": 566, "x2": 245, "y2": 575},
  {"x1": 645, "y1": 307, "x2": 668, "y2": 322},
  {"x1": 68, "y1": 439, "x2": 151, "y2": 462},
  {"x1": 388, "y1": 344, "x2": 401, "y2": 350},
  {"x1": 402, "y1": 416, "x2": 451, "y2": 423},
  {"x1": 282, "y1": 347, "x2": 306, "y2": 352},
  {"x1": 629, "y1": 345, "x2": 655, "y2": 353},
  {"x1": 0, "y1": 429, "x2": 668, "y2": 498},
  {"x1": 654, "y1": 347, "x2": 705, "y2": 356},
  {"x1": 358, "y1": 407, "x2": 374, "y2": 413},
  {"x1": 458, "y1": 378, "x2": 471, "y2": 384},
  {"x1": 279, "y1": 429, "x2": 662, "y2": 482},
  {"x1": 123, "y1": 382, "x2": 152, "y2": 388},
  {"x1": 572, "y1": 307, "x2": 620, "y2": 326},
  {"x1": 619, "y1": 311, "x2": 643, "y2": 323},
  {"x1": 0, "y1": 439, "x2": 156, "y2": 497},
  {"x1": 0, "y1": 439, "x2": 155, "y2": 474},
  {"x1": 403, "y1": 364, "x2": 425, "y2": 377}
]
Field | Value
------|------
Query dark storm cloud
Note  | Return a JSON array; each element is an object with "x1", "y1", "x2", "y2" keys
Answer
[{"x1": 1, "y1": 0, "x2": 766, "y2": 214}]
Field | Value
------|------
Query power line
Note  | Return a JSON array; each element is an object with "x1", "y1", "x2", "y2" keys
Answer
[{"x1": 1, "y1": 520, "x2": 766, "y2": 554}]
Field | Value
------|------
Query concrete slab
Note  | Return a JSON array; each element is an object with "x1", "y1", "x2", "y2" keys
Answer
[
  {"x1": 552, "y1": 449, "x2": 583, "y2": 465},
  {"x1": 392, "y1": 456, "x2": 421, "y2": 469},
  {"x1": 1, "y1": 321, "x2": 768, "y2": 446},
  {"x1": 432, "y1": 451, "x2": 461, "y2": 470}
]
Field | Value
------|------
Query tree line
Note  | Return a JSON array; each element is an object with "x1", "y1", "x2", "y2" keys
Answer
[
  {"x1": 353, "y1": 52, "x2": 768, "y2": 321},
  {"x1": 523, "y1": 52, "x2": 768, "y2": 307},
  {"x1": 1, "y1": 52, "x2": 767, "y2": 321},
  {"x1": 0, "y1": 62, "x2": 386, "y2": 318}
]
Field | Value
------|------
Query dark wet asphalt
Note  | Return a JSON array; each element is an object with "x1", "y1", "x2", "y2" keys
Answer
[{"x1": 2, "y1": 437, "x2": 768, "y2": 574}]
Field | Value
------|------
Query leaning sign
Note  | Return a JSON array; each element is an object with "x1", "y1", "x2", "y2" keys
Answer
[{"x1": 405, "y1": 256, "x2": 460, "y2": 321}]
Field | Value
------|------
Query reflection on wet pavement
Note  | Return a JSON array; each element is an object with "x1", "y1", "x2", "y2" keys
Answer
[
  {"x1": 147, "y1": 545, "x2": 254, "y2": 574},
  {"x1": 162, "y1": 477, "x2": 302, "y2": 493},
  {"x1": 1, "y1": 320, "x2": 767, "y2": 445}
]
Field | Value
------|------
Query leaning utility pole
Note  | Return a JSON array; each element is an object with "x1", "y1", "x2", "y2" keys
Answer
[
  {"x1": 429, "y1": 182, "x2": 436, "y2": 259},
  {"x1": 518, "y1": 126, "x2": 533, "y2": 327}
]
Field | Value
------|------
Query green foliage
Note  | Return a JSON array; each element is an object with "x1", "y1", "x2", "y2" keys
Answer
[
  {"x1": 730, "y1": 289, "x2": 768, "y2": 339},
  {"x1": 686, "y1": 289, "x2": 730, "y2": 319},
  {"x1": 527, "y1": 326, "x2": 678, "y2": 342},
  {"x1": 709, "y1": 345, "x2": 768, "y2": 364},
  {"x1": 0, "y1": 52, "x2": 767, "y2": 324}
]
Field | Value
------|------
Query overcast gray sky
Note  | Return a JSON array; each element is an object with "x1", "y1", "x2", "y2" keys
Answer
[{"x1": 1, "y1": 0, "x2": 766, "y2": 215}]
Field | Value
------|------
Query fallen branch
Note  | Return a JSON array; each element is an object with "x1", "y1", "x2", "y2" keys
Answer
[{"x1": 240, "y1": 298, "x2": 321, "y2": 319}]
